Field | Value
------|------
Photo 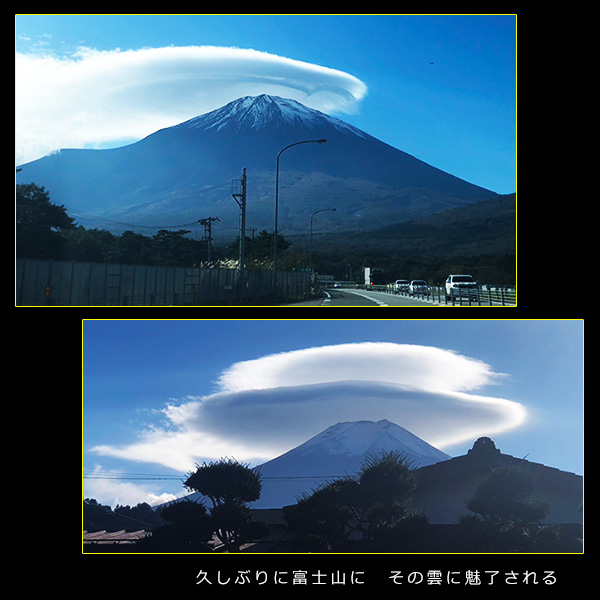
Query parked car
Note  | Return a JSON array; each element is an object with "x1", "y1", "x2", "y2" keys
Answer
[
  {"x1": 409, "y1": 280, "x2": 428, "y2": 296},
  {"x1": 394, "y1": 279, "x2": 410, "y2": 294},
  {"x1": 445, "y1": 274, "x2": 479, "y2": 300}
]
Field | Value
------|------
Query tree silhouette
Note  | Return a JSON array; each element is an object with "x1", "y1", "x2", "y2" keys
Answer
[
  {"x1": 459, "y1": 465, "x2": 580, "y2": 552},
  {"x1": 251, "y1": 230, "x2": 290, "y2": 261},
  {"x1": 16, "y1": 183, "x2": 75, "y2": 258},
  {"x1": 285, "y1": 450, "x2": 428, "y2": 551},
  {"x1": 137, "y1": 499, "x2": 214, "y2": 552},
  {"x1": 466, "y1": 464, "x2": 548, "y2": 525},
  {"x1": 184, "y1": 458, "x2": 268, "y2": 552}
]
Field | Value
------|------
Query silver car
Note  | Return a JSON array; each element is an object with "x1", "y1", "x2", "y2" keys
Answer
[
  {"x1": 409, "y1": 280, "x2": 428, "y2": 296},
  {"x1": 394, "y1": 279, "x2": 410, "y2": 294}
]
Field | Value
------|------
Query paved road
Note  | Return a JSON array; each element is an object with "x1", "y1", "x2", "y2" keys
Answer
[{"x1": 287, "y1": 287, "x2": 437, "y2": 307}]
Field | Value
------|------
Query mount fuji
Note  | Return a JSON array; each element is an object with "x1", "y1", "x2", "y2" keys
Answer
[
  {"x1": 175, "y1": 419, "x2": 450, "y2": 510},
  {"x1": 17, "y1": 95, "x2": 497, "y2": 237}
]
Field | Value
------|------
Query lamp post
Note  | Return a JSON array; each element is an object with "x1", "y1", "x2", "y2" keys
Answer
[
  {"x1": 310, "y1": 207, "x2": 336, "y2": 269},
  {"x1": 273, "y1": 138, "x2": 326, "y2": 292}
]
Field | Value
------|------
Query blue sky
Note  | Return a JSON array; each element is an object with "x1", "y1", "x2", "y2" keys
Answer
[
  {"x1": 82, "y1": 319, "x2": 582, "y2": 507},
  {"x1": 16, "y1": 14, "x2": 516, "y2": 193}
]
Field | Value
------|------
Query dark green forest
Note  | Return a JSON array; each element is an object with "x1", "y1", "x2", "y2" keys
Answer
[
  {"x1": 16, "y1": 183, "x2": 283, "y2": 269},
  {"x1": 17, "y1": 183, "x2": 515, "y2": 285}
]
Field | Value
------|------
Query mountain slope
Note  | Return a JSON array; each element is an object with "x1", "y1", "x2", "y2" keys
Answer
[
  {"x1": 173, "y1": 419, "x2": 450, "y2": 510},
  {"x1": 259, "y1": 419, "x2": 450, "y2": 476},
  {"x1": 318, "y1": 193, "x2": 516, "y2": 257},
  {"x1": 17, "y1": 95, "x2": 497, "y2": 236}
]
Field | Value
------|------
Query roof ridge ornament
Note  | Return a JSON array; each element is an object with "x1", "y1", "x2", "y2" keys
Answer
[{"x1": 468, "y1": 437, "x2": 500, "y2": 455}]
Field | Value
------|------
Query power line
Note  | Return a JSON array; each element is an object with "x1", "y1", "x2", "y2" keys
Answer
[
  {"x1": 83, "y1": 472, "x2": 347, "y2": 481},
  {"x1": 65, "y1": 206, "x2": 243, "y2": 234},
  {"x1": 65, "y1": 207, "x2": 202, "y2": 230},
  {"x1": 82, "y1": 498, "x2": 162, "y2": 529},
  {"x1": 83, "y1": 472, "x2": 184, "y2": 481}
]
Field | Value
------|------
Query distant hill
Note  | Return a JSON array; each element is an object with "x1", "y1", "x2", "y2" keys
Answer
[
  {"x1": 302, "y1": 193, "x2": 515, "y2": 283},
  {"x1": 319, "y1": 194, "x2": 516, "y2": 256},
  {"x1": 359, "y1": 192, "x2": 516, "y2": 256}
]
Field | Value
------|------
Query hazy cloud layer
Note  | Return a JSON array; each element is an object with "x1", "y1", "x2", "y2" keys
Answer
[
  {"x1": 91, "y1": 343, "x2": 527, "y2": 472},
  {"x1": 16, "y1": 45, "x2": 368, "y2": 164}
]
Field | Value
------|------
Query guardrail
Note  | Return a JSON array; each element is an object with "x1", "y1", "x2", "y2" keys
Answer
[
  {"x1": 325, "y1": 282, "x2": 516, "y2": 306},
  {"x1": 386, "y1": 285, "x2": 516, "y2": 306},
  {"x1": 406, "y1": 285, "x2": 515, "y2": 306}
]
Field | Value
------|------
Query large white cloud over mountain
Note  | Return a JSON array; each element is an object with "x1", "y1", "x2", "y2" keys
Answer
[
  {"x1": 91, "y1": 343, "x2": 527, "y2": 472},
  {"x1": 217, "y1": 342, "x2": 501, "y2": 393},
  {"x1": 16, "y1": 45, "x2": 367, "y2": 164}
]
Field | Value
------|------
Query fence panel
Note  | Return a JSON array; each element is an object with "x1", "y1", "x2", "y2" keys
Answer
[{"x1": 16, "y1": 258, "x2": 309, "y2": 306}]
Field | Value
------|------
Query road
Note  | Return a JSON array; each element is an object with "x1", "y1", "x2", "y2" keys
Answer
[{"x1": 286, "y1": 287, "x2": 437, "y2": 307}]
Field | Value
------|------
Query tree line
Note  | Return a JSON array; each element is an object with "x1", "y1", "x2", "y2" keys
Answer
[
  {"x1": 83, "y1": 452, "x2": 581, "y2": 553},
  {"x1": 18, "y1": 183, "x2": 514, "y2": 283},
  {"x1": 16, "y1": 183, "x2": 290, "y2": 269}
]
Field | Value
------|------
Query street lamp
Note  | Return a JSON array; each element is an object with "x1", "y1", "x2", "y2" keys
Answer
[
  {"x1": 310, "y1": 208, "x2": 336, "y2": 269},
  {"x1": 274, "y1": 138, "x2": 326, "y2": 290}
]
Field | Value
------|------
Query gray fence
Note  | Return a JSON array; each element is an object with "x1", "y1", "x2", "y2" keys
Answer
[{"x1": 16, "y1": 258, "x2": 311, "y2": 306}]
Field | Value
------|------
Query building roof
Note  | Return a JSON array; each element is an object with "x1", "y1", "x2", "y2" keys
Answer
[
  {"x1": 410, "y1": 437, "x2": 583, "y2": 525},
  {"x1": 83, "y1": 530, "x2": 148, "y2": 544}
]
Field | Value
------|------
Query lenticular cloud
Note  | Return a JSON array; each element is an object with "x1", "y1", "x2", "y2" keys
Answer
[
  {"x1": 16, "y1": 45, "x2": 367, "y2": 164},
  {"x1": 205, "y1": 342, "x2": 525, "y2": 452},
  {"x1": 91, "y1": 342, "x2": 527, "y2": 472},
  {"x1": 217, "y1": 342, "x2": 500, "y2": 394}
]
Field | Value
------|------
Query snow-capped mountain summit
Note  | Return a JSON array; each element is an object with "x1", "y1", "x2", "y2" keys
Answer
[
  {"x1": 170, "y1": 419, "x2": 450, "y2": 510},
  {"x1": 17, "y1": 95, "x2": 496, "y2": 236},
  {"x1": 253, "y1": 419, "x2": 448, "y2": 508},
  {"x1": 258, "y1": 419, "x2": 450, "y2": 478},
  {"x1": 177, "y1": 94, "x2": 368, "y2": 138}
]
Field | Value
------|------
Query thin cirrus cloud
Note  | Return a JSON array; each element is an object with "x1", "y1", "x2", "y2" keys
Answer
[
  {"x1": 90, "y1": 343, "x2": 528, "y2": 473},
  {"x1": 15, "y1": 45, "x2": 368, "y2": 164}
]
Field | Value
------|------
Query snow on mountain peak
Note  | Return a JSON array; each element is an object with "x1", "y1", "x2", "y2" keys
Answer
[
  {"x1": 250, "y1": 419, "x2": 450, "y2": 508},
  {"x1": 288, "y1": 419, "x2": 450, "y2": 465},
  {"x1": 160, "y1": 419, "x2": 450, "y2": 510},
  {"x1": 177, "y1": 94, "x2": 368, "y2": 138},
  {"x1": 256, "y1": 419, "x2": 450, "y2": 481}
]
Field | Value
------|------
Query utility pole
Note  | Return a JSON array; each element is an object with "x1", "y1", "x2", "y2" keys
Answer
[
  {"x1": 198, "y1": 216, "x2": 219, "y2": 263},
  {"x1": 232, "y1": 168, "x2": 247, "y2": 272}
]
